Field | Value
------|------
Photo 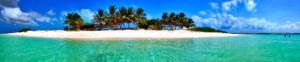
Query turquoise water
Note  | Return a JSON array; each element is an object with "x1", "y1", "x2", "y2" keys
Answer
[{"x1": 0, "y1": 34, "x2": 300, "y2": 62}]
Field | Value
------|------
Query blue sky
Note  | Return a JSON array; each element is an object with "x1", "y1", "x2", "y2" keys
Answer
[{"x1": 0, "y1": 0, "x2": 299, "y2": 33}]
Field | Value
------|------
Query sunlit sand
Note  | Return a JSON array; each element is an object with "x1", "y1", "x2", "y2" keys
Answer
[{"x1": 6, "y1": 30, "x2": 239, "y2": 40}]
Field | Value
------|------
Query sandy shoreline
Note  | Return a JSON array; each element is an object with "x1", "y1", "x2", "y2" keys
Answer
[{"x1": 6, "y1": 30, "x2": 240, "y2": 40}]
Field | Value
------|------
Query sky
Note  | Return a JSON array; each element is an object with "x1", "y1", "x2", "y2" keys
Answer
[{"x1": 0, "y1": 0, "x2": 299, "y2": 33}]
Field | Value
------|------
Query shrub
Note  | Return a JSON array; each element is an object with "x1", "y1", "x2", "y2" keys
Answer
[
  {"x1": 188, "y1": 27, "x2": 227, "y2": 33},
  {"x1": 64, "y1": 26, "x2": 69, "y2": 31},
  {"x1": 83, "y1": 23, "x2": 92, "y2": 25},
  {"x1": 18, "y1": 28, "x2": 32, "y2": 32}
]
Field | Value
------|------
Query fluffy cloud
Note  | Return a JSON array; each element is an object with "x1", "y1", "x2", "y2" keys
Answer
[
  {"x1": 222, "y1": 0, "x2": 242, "y2": 11},
  {"x1": 1, "y1": 8, "x2": 40, "y2": 26},
  {"x1": 36, "y1": 16, "x2": 57, "y2": 23},
  {"x1": 244, "y1": 0, "x2": 256, "y2": 12},
  {"x1": 198, "y1": 11, "x2": 206, "y2": 15},
  {"x1": 0, "y1": 0, "x2": 40, "y2": 26},
  {"x1": 209, "y1": 3, "x2": 219, "y2": 9},
  {"x1": 221, "y1": 0, "x2": 256, "y2": 12},
  {"x1": 47, "y1": 9, "x2": 55, "y2": 15},
  {"x1": 52, "y1": 18, "x2": 57, "y2": 21},
  {"x1": 0, "y1": 0, "x2": 58, "y2": 26},
  {"x1": 36, "y1": 16, "x2": 51, "y2": 22},
  {"x1": 78, "y1": 9, "x2": 94, "y2": 23},
  {"x1": 192, "y1": 13, "x2": 300, "y2": 33}
]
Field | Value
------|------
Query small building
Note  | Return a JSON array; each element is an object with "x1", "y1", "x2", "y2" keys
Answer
[{"x1": 80, "y1": 25, "x2": 95, "y2": 31}]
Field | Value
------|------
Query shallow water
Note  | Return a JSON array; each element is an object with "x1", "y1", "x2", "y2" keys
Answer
[{"x1": 0, "y1": 34, "x2": 299, "y2": 62}]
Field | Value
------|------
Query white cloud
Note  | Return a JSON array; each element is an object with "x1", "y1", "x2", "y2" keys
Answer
[
  {"x1": 278, "y1": 23, "x2": 298, "y2": 30},
  {"x1": 222, "y1": 0, "x2": 242, "y2": 11},
  {"x1": 191, "y1": 15, "x2": 202, "y2": 26},
  {"x1": 36, "y1": 16, "x2": 51, "y2": 22},
  {"x1": 221, "y1": 0, "x2": 256, "y2": 12},
  {"x1": 244, "y1": 0, "x2": 256, "y2": 12},
  {"x1": 209, "y1": 3, "x2": 219, "y2": 9},
  {"x1": 192, "y1": 15, "x2": 215, "y2": 27},
  {"x1": 192, "y1": 13, "x2": 300, "y2": 33},
  {"x1": 1, "y1": 7, "x2": 40, "y2": 26},
  {"x1": 47, "y1": 9, "x2": 55, "y2": 15},
  {"x1": 78, "y1": 9, "x2": 94, "y2": 23},
  {"x1": 198, "y1": 11, "x2": 206, "y2": 15},
  {"x1": 0, "y1": 0, "x2": 59, "y2": 26},
  {"x1": 286, "y1": 21, "x2": 290, "y2": 24},
  {"x1": 296, "y1": 22, "x2": 300, "y2": 24},
  {"x1": 36, "y1": 16, "x2": 57, "y2": 23},
  {"x1": 51, "y1": 18, "x2": 57, "y2": 21}
]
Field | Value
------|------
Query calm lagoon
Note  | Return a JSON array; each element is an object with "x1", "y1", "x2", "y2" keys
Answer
[{"x1": 0, "y1": 34, "x2": 299, "y2": 62}]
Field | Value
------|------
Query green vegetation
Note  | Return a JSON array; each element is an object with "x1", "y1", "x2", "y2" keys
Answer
[
  {"x1": 189, "y1": 27, "x2": 227, "y2": 33},
  {"x1": 60, "y1": 5, "x2": 229, "y2": 33},
  {"x1": 63, "y1": 13, "x2": 84, "y2": 30},
  {"x1": 91, "y1": 6, "x2": 147, "y2": 30},
  {"x1": 63, "y1": 5, "x2": 195, "y2": 30},
  {"x1": 161, "y1": 12, "x2": 195, "y2": 30},
  {"x1": 62, "y1": 6, "x2": 233, "y2": 33},
  {"x1": 138, "y1": 19, "x2": 162, "y2": 30},
  {"x1": 83, "y1": 23, "x2": 92, "y2": 25},
  {"x1": 138, "y1": 13, "x2": 195, "y2": 30},
  {"x1": 18, "y1": 28, "x2": 32, "y2": 32}
]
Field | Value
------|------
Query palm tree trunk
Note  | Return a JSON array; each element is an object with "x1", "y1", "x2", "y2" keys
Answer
[{"x1": 136, "y1": 23, "x2": 138, "y2": 29}]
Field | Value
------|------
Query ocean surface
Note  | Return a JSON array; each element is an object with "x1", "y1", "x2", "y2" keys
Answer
[{"x1": 0, "y1": 34, "x2": 299, "y2": 62}]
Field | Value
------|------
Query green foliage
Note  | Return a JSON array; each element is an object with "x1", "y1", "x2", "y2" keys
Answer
[
  {"x1": 69, "y1": 27, "x2": 76, "y2": 30},
  {"x1": 62, "y1": 5, "x2": 196, "y2": 30},
  {"x1": 160, "y1": 12, "x2": 195, "y2": 30},
  {"x1": 18, "y1": 28, "x2": 32, "y2": 32},
  {"x1": 63, "y1": 13, "x2": 84, "y2": 30},
  {"x1": 138, "y1": 19, "x2": 162, "y2": 30},
  {"x1": 83, "y1": 23, "x2": 92, "y2": 25},
  {"x1": 188, "y1": 27, "x2": 227, "y2": 33},
  {"x1": 63, "y1": 13, "x2": 83, "y2": 30},
  {"x1": 64, "y1": 26, "x2": 69, "y2": 31},
  {"x1": 138, "y1": 23, "x2": 148, "y2": 29}
]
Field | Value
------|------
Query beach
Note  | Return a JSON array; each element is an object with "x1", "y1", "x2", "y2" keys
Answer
[{"x1": 6, "y1": 30, "x2": 239, "y2": 40}]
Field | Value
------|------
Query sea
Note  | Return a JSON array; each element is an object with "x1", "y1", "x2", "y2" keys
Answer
[{"x1": 0, "y1": 34, "x2": 299, "y2": 62}]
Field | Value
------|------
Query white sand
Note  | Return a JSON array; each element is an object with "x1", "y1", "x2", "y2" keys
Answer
[{"x1": 6, "y1": 30, "x2": 239, "y2": 40}]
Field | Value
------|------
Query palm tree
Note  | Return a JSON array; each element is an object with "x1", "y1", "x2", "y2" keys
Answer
[
  {"x1": 118, "y1": 7, "x2": 129, "y2": 29},
  {"x1": 185, "y1": 18, "x2": 195, "y2": 28},
  {"x1": 169, "y1": 12, "x2": 176, "y2": 29},
  {"x1": 161, "y1": 13, "x2": 169, "y2": 29},
  {"x1": 63, "y1": 13, "x2": 83, "y2": 30},
  {"x1": 93, "y1": 9, "x2": 107, "y2": 25},
  {"x1": 93, "y1": 9, "x2": 108, "y2": 30},
  {"x1": 135, "y1": 8, "x2": 147, "y2": 29},
  {"x1": 108, "y1": 5, "x2": 118, "y2": 29},
  {"x1": 179, "y1": 13, "x2": 186, "y2": 29},
  {"x1": 126, "y1": 7, "x2": 135, "y2": 28}
]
